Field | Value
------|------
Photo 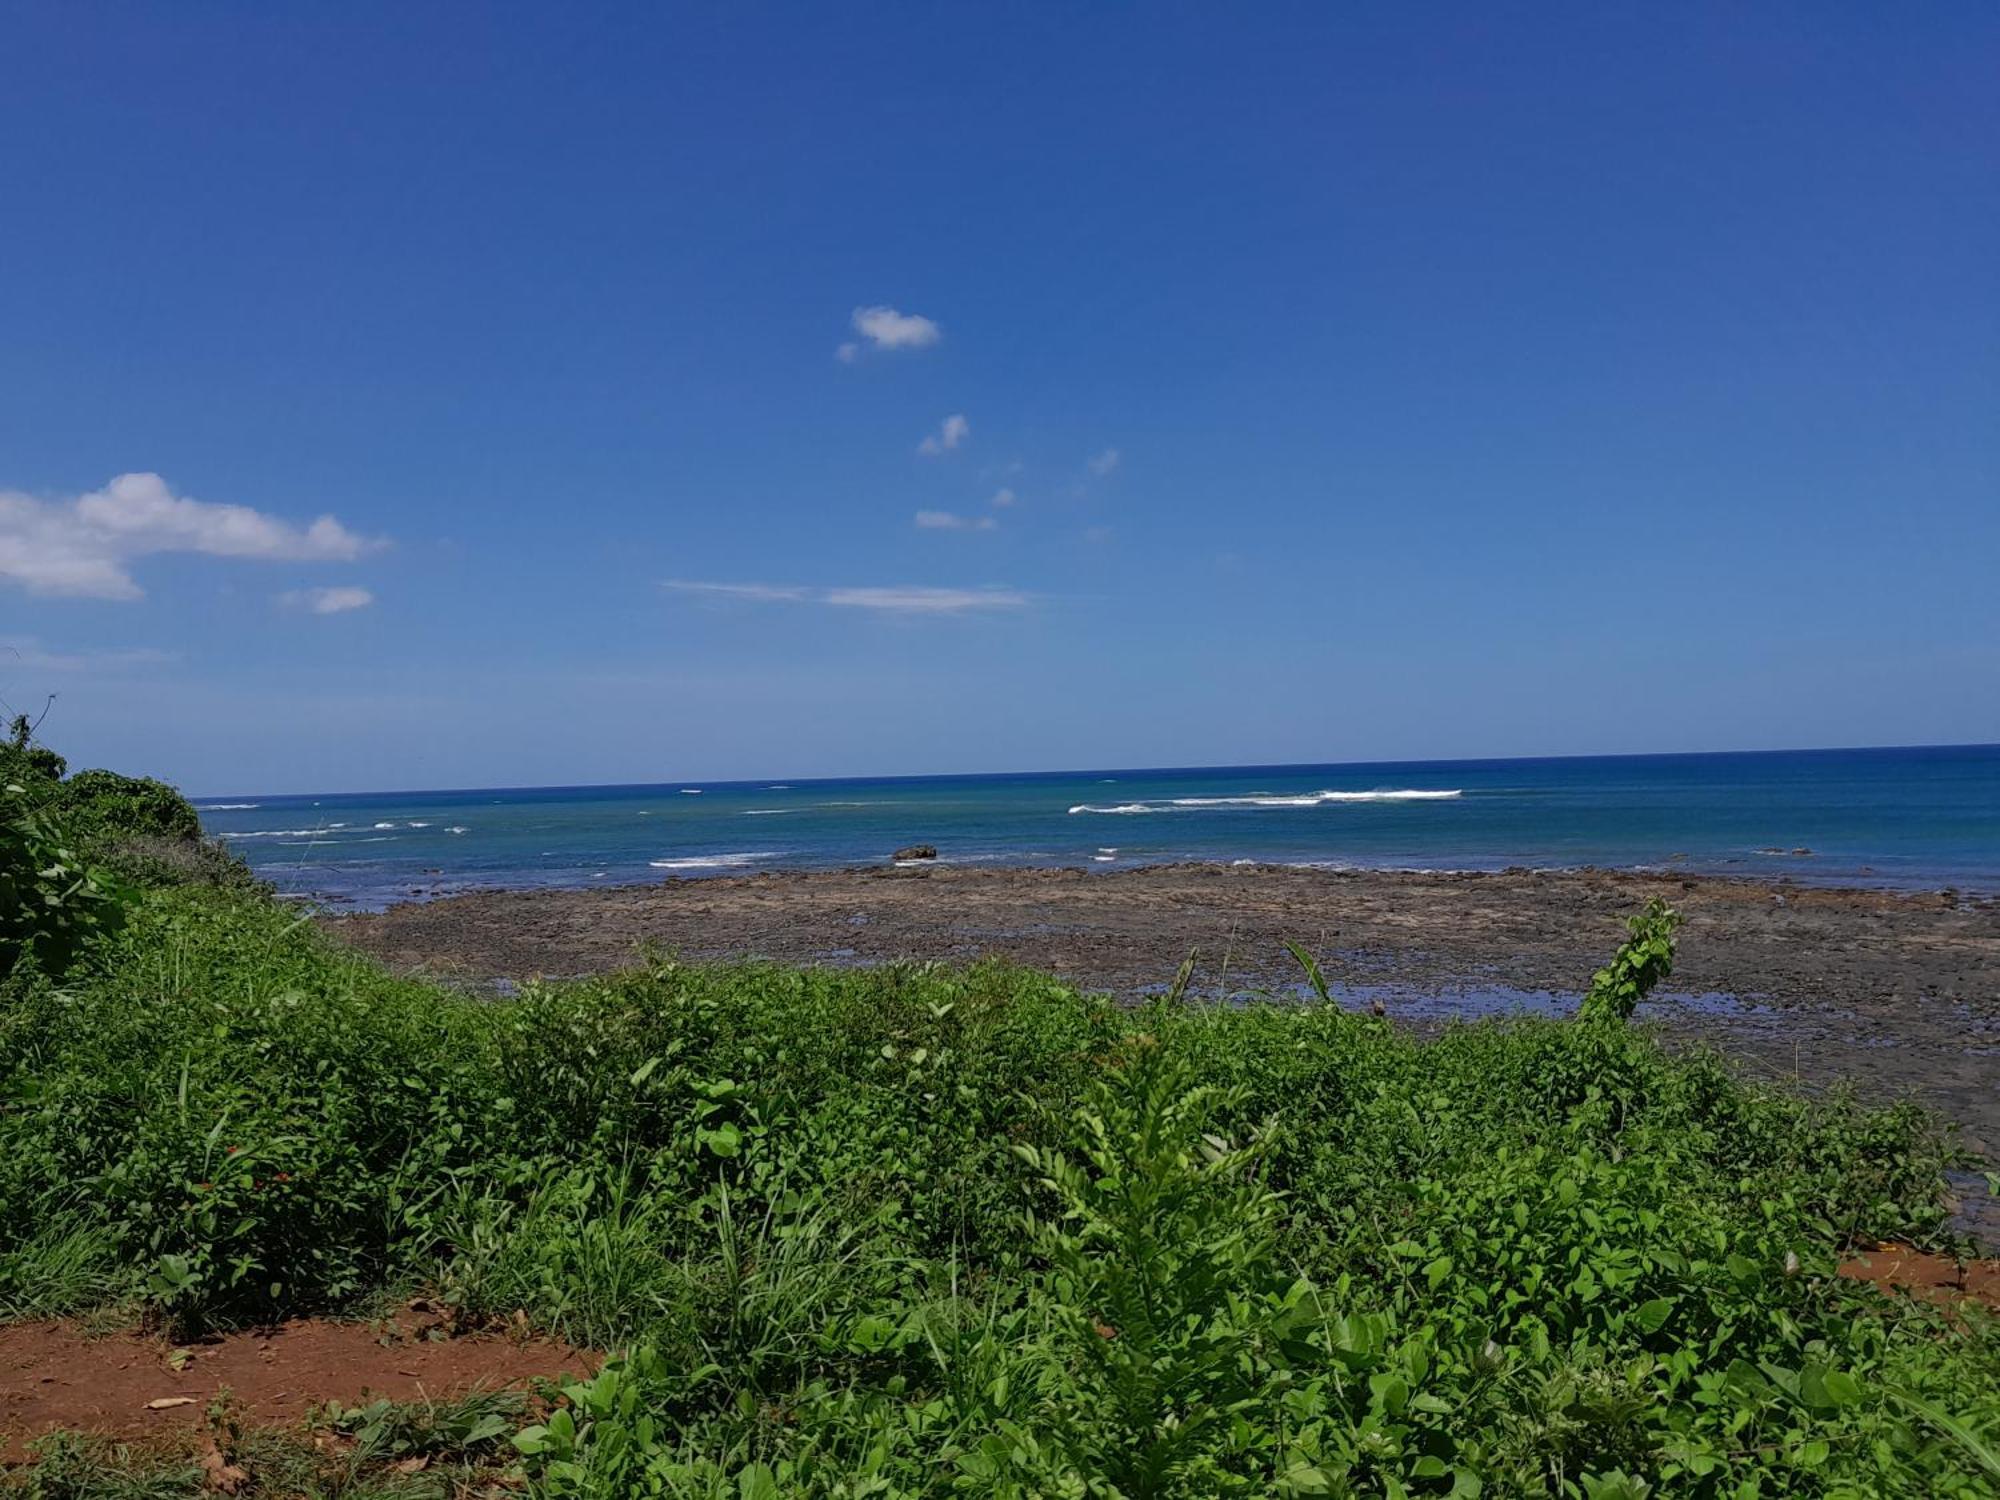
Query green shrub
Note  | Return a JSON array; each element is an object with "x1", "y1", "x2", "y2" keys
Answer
[
  {"x1": 0, "y1": 713, "x2": 66, "y2": 788},
  {"x1": 52, "y1": 768, "x2": 203, "y2": 846},
  {"x1": 0, "y1": 726, "x2": 254, "y2": 896},
  {"x1": 3, "y1": 882, "x2": 1996, "y2": 1496},
  {"x1": 0, "y1": 783, "x2": 132, "y2": 980}
]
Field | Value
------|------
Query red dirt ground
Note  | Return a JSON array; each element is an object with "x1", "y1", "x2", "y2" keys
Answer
[
  {"x1": 1835, "y1": 1244, "x2": 2000, "y2": 1311},
  {"x1": 3, "y1": 1254, "x2": 1993, "y2": 1464},
  {"x1": 0, "y1": 1307, "x2": 596, "y2": 1461}
]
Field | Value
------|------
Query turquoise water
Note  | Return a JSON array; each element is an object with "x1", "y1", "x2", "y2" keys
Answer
[{"x1": 197, "y1": 744, "x2": 2000, "y2": 909}]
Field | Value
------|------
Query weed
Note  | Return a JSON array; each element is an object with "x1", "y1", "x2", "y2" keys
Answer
[{"x1": 3, "y1": 842, "x2": 1996, "y2": 1494}]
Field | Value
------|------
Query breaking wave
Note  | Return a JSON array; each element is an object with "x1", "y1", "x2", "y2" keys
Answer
[
  {"x1": 1069, "y1": 789, "x2": 1462, "y2": 815},
  {"x1": 649, "y1": 851, "x2": 777, "y2": 871},
  {"x1": 220, "y1": 824, "x2": 348, "y2": 839}
]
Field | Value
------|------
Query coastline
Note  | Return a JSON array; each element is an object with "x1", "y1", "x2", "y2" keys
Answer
[
  {"x1": 325, "y1": 860, "x2": 1996, "y2": 999},
  {"x1": 328, "y1": 862, "x2": 1999, "y2": 1215},
  {"x1": 206, "y1": 744, "x2": 2000, "y2": 907}
]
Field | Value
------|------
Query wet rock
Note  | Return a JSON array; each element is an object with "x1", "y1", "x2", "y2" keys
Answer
[{"x1": 893, "y1": 845, "x2": 938, "y2": 862}]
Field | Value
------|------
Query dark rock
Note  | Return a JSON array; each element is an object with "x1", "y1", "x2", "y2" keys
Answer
[{"x1": 893, "y1": 844, "x2": 937, "y2": 862}]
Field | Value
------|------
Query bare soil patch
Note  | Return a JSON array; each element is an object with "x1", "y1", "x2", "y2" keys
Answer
[
  {"x1": 1837, "y1": 1243, "x2": 2000, "y2": 1312},
  {"x1": 0, "y1": 1310, "x2": 594, "y2": 1461}
]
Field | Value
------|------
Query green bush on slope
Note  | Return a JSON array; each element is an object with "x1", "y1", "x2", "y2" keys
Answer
[{"x1": 0, "y1": 721, "x2": 251, "y2": 897}]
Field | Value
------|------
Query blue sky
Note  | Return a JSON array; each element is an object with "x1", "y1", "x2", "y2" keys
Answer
[{"x1": 2, "y1": 3, "x2": 1995, "y2": 794}]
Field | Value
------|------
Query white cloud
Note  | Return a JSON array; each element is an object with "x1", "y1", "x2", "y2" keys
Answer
[
  {"x1": 914, "y1": 510, "x2": 997, "y2": 532},
  {"x1": 664, "y1": 580, "x2": 1027, "y2": 615},
  {"x1": 917, "y1": 413, "x2": 971, "y2": 456},
  {"x1": 661, "y1": 579, "x2": 813, "y2": 603},
  {"x1": 990, "y1": 487, "x2": 1017, "y2": 508},
  {"x1": 1, "y1": 638, "x2": 179, "y2": 673},
  {"x1": 822, "y1": 586, "x2": 1026, "y2": 613},
  {"x1": 0, "y1": 472, "x2": 385, "y2": 600},
  {"x1": 1087, "y1": 447, "x2": 1121, "y2": 476},
  {"x1": 280, "y1": 585, "x2": 375, "y2": 615},
  {"x1": 842, "y1": 305, "x2": 942, "y2": 360}
]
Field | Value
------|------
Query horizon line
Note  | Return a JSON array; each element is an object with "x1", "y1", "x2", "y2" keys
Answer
[{"x1": 189, "y1": 740, "x2": 2000, "y2": 804}]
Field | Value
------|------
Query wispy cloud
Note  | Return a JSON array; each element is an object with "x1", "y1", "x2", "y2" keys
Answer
[
  {"x1": 917, "y1": 413, "x2": 971, "y2": 456},
  {"x1": 837, "y1": 304, "x2": 942, "y2": 362},
  {"x1": 990, "y1": 487, "x2": 1017, "y2": 508},
  {"x1": 914, "y1": 509, "x2": 997, "y2": 532},
  {"x1": 1087, "y1": 447, "x2": 1121, "y2": 477},
  {"x1": 661, "y1": 579, "x2": 812, "y2": 604},
  {"x1": 0, "y1": 472, "x2": 385, "y2": 600},
  {"x1": 665, "y1": 579, "x2": 1027, "y2": 615},
  {"x1": 823, "y1": 586, "x2": 1027, "y2": 613},
  {"x1": 280, "y1": 585, "x2": 376, "y2": 615},
  {"x1": 1, "y1": 638, "x2": 180, "y2": 673}
]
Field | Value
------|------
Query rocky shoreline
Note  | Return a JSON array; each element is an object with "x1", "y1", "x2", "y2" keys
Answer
[{"x1": 329, "y1": 860, "x2": 1996, "y2": 1142}]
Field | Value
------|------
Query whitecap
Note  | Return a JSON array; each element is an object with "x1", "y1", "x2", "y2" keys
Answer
[
  {"x1": 196, "y1": 803, "x2": 259, "y2": 811},
  {"x1": 679, "y1": 788, "x2": 703, "y2": 794},
  {"x1": 1171, "y1": 789, "x2": 1461, "y2": 808},
  {"x1": 743, "y1": 808, "x2": 794, "y2": 816},
  {"x1": 373, "y1": 821, "x2": 397, "y2": 829},
  {"x1": 446, "y1": 826, "x2": 469, "y2": 835},
  {"x1": 1069, "y1": 789, "x2": 1460, "y2": 814},
  {"x1": 649, "y1": 851, "x2": 776, "y2": 871},
  {"x1": 221, "y1": 824, "x2": 350, "y2": 839}
]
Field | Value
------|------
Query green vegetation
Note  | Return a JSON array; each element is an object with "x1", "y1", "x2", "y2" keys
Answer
[
  {"x1": 1, "y1": 782, "x2": 131, "y2": 982},
  {"x1": 16, "y1": 1390, "x2": 528, "y2": 1500},
  {"x1": 2, "y1": 741, "x2": 1997, "y2": 1496},
  {"x1": 0, "y1": 717, "x2": 255, "y2": 913}
]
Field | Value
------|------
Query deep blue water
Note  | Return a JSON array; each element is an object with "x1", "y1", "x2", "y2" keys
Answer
[{"x1": 197, "y1": 745, "x2": 2000, "y2": 910}]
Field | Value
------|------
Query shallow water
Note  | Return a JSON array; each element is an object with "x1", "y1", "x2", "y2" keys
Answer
[{"x1": 202, "y1": 745, "x2": 2000, "y2": 909}]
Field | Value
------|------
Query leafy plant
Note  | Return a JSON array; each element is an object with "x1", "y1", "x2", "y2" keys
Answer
[
  {"x1": 3, "y1": 868, "x2": 1995, "y2": 1497},
  {"x1": 1578, "y1": 898, "x2": 1681, "y2": 1024},
  {"x1": 1014, "y1": 1030, "x2": 1301, "y2": 1493},
  {"x1": 1, "y1": 783, "x2": 131, "y2": 980}
]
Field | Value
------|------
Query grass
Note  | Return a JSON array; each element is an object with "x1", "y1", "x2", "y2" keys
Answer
[
  {"x1": 2, "y1": 883, "x2": 1998, "y2": 1496},
  {"x1": 15, "y1": 1389, "x2": 528, "y2": 1500}
]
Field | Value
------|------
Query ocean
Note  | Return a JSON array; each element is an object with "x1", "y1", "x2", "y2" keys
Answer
[{"x1": 196, "y1": 744, "x2": 2000, "y2": 910}]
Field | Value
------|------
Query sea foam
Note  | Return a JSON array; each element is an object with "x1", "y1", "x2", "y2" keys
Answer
[
  {"x1": 1068, "y1": 789, "x2": 1462, "y2": 815},
  {"x1": 221, "y1": 824, "x2": 349, "y2": 839},
  {"x1": 649, "y1": 851, "x2": 776, "y2": 871}
]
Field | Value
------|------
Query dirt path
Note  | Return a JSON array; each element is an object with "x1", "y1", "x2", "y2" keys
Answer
[
  {"x1": 6, "y1": 1249, "x2": 1993, "y2": 1462},
  {"x1": 0, "y1": 1310, "x2": 593, "y2": 1460}
]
